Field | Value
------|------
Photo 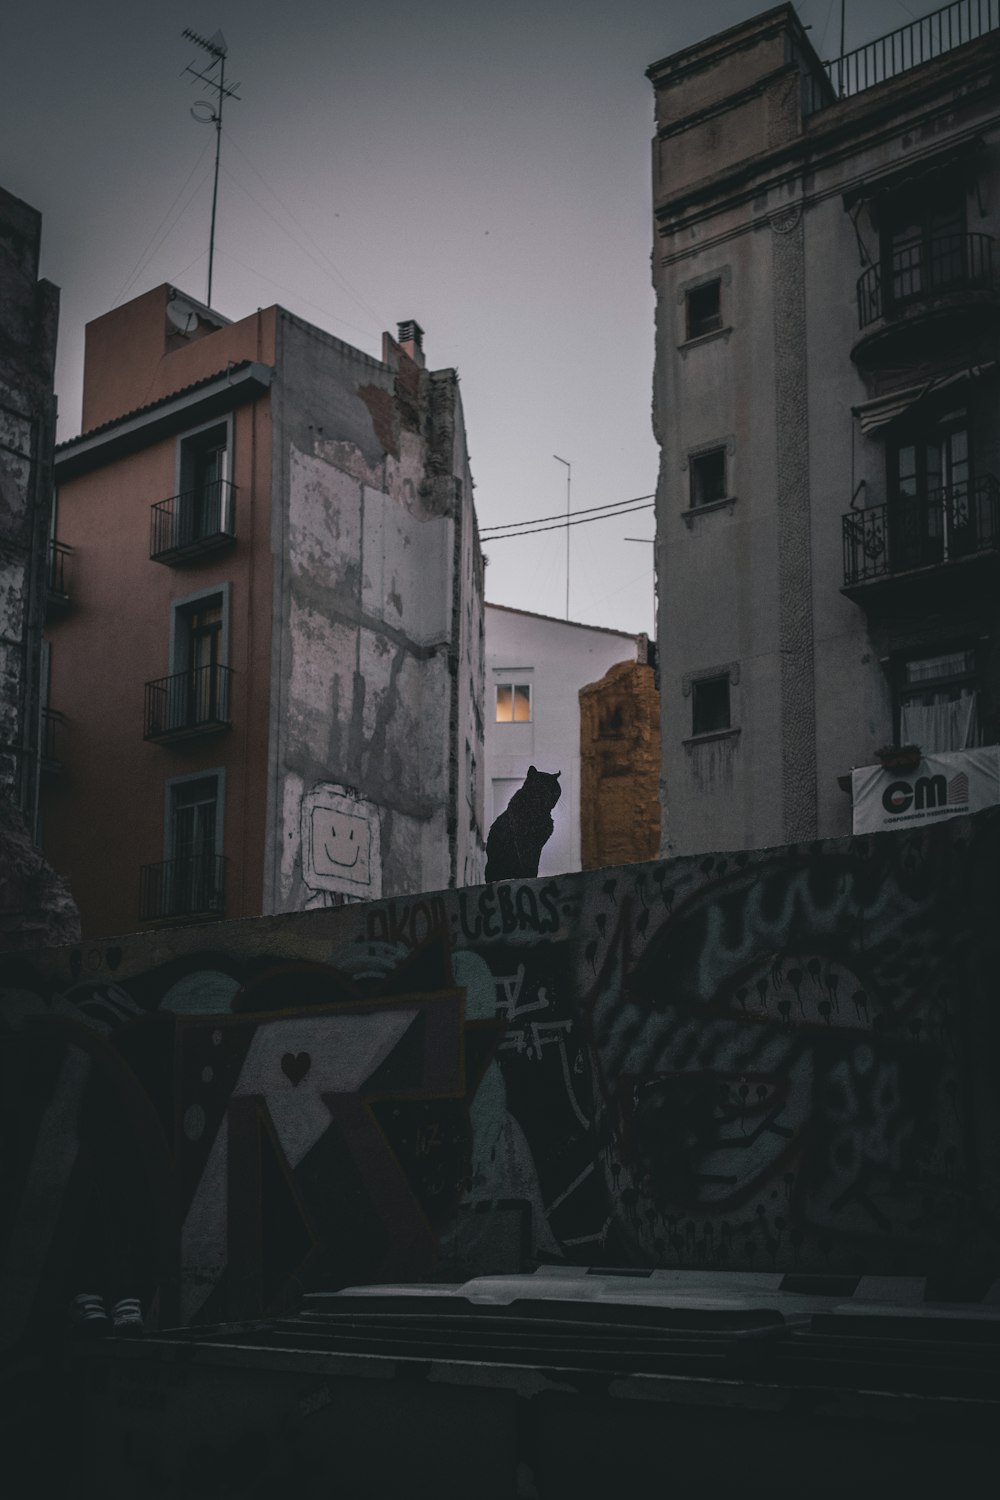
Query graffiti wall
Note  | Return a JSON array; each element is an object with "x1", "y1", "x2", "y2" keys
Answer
[{"x1": 4, "y1": 809, "x2": 1000, "y2": 1340}]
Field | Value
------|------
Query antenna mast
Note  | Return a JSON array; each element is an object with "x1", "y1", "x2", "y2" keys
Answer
[{"x1": 182, "y1": 28, "x2": 240, "y2": 308}]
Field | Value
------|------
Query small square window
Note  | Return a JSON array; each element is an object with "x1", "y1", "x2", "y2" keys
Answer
[
  {"x1": 686, "y1": 280, "x2": 722, "y2": 340},
  {"x1": 692, "y1": 676, "x2": 730, "y2": 736},
  {"x1": 690, "y1": 448, "x2": 727, "y2": 508},
  {"x1": 496, "y1": 682, "x2": 531, "y2": 723}
]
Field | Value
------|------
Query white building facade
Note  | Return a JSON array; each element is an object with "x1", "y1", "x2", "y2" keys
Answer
[
  {"x1": 484, "y1": 604, "x2": 640, "y2": 876},
  {"x1": 649, "y1": 3, "x2": 1000, "y2": 855}
]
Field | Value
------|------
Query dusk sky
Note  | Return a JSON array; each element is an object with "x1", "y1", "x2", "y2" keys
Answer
[{"x1": 6, "y1": 0, "x2": 929, "y2": 637}]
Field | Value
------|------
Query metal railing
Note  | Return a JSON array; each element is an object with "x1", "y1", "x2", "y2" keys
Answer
[
  {"x1": 843, "y1": 473, "x2": 1000, "y2": 585},
  {"x1": 857, "y1": 232, "x2": 995, "y2": 327},
  {"x1": 47, "y1": 540, "x2": 72, "y2": 598},
  {"x1": 139, "y1": 853, "x2": 226, "y2": 923},
  {"x1": 143, "y1": 663, "x2": 232, "y2": 739},
  {"x1": 150, "y1": 480, "x2": 236, "y2": 561},
  {"x1": 807, "y1": 0, "x2": 1000, "y2": 113}
]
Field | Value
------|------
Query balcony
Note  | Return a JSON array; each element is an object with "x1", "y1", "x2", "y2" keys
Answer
[
  {"x1": 143, "y1": 664, "x2": 232, "y2": 742},
  {"x1": 842, "y1": 474, "x2": 1000, "y2": 605},
  {"x1": 150, "y1": 480, "x2": 236, "y2": 565},
  {"x1": 853, "y1": 234, "x2": 999, "y2": 367},
  {"x1": 139, "y1": 854, "x2": 226, "y2": 925},
  {"x1": 46, "y1": 540, "x2": 72, "y2": 615},
  {"x1": 40, "y1": 707, "x2": 66, "y2": 776}
]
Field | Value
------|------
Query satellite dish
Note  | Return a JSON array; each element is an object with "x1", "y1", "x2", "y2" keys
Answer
[{"x1": 166, "y1": 299, "x2": 199, "y2": 336}]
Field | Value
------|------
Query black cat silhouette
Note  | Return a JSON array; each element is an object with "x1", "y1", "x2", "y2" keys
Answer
[{"x1": 485, "y1": 766, "x2": 561, "y2": 881}]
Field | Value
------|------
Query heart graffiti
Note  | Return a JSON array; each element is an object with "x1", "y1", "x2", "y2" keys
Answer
[{"x1": 281, "y1": 1052, "x2": 311, "y2": 1087}]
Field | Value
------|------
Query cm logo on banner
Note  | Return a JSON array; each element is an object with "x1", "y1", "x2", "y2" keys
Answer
[{"x1": 881, "y1": 775, "x2": 947, "y2": 815}]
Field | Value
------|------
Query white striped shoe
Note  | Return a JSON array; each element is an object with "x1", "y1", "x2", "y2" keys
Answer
[
  {"x1": 72, "y1": 1293, "x2": 110, "y2": 1336},
  {"x1": 111, "y1": 1297, "x2": 144, "y2": 1336}
]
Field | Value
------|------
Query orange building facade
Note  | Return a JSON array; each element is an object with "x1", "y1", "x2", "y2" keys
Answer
[{"x1": 45, "y1": 287, "x2": 484, "y2": 938}]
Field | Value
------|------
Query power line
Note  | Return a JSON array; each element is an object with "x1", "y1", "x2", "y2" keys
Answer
[
  {"x1": 112, "y1": 144, "x2": 214, "y2": 306},
  {"x1": 481, "y1": 500, "x2": 654, "y2": 541},
  {"x1": 481, "y1": 490, "x2": 654, "y2": 535},
  {"x1": 221, "y1": 128, "x2": 389, "y2": 329},
  {"x1": 215, "y1": 249, "x2": 386, "y2": 343}
]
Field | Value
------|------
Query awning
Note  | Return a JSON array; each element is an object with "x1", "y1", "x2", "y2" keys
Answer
[
  {"x1": 854, "y1": 360, "x2": 998, "y2": 435},
  {"x1": 842, "y1": 137, "x2": 985, "y2": 211}
]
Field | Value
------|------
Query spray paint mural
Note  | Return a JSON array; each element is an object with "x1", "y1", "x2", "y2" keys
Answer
[{"x1": 3, "y1": 810, "x2": 1000, "y2": 1341}]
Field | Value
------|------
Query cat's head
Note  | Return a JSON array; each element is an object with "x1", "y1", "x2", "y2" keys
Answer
[{"x1": 526, "y1": 765, "x2": 562, "y2": 810}]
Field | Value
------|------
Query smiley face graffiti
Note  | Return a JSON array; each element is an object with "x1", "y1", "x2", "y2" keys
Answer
[{"x1": 300, "y1": 784, "x2": 381, "y2": 897}]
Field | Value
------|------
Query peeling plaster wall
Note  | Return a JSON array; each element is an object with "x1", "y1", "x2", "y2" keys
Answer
[
  {"x1": 267, "y1": 314, "x2": 484, "y2": 911},
  {"x1": 0, "y1": 186, "x2": 59, "y2": 832}
]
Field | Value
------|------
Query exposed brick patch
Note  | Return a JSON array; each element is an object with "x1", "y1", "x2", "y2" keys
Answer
[{"x1": 357, "y1": 382, "x2": 399, "y2": 458}]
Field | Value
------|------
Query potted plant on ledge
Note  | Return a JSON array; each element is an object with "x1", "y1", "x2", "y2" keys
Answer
[{"x1": 874, "y1": 744, "x2": 922, "y2": 771}]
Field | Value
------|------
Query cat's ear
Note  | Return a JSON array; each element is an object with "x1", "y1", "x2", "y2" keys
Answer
[
  {"x1": 554, "y1": 771, "x2": 561, "y2": 778},
  {"x1": 528, "y1": 765, "x2": 538, "y2": 777}
]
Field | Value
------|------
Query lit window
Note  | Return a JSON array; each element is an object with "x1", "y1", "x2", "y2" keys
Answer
[
  {"x1": 692, "y1": 676, "x2": 730, "y2": 736},
  {"x1": 686, "y1": 280, "x2": 722, "y2": 339},
  {"x1": 496, "y1": 682, "x2": 531, "y2": 723},
  {"x1": 690, "y1": 448, "x2": 727, "y2": 507}
]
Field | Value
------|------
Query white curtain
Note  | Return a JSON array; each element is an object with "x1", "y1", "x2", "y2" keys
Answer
[{"x1": 900, "y1": 692, "x2": 978, "y2": 753}]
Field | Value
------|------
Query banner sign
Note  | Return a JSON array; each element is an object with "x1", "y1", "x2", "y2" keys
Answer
[{"x1": 852, "y1": 746, "x2": 1000, "y2": 834}]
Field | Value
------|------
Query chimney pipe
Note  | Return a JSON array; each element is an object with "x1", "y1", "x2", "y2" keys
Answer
[{"x1": 397, "y1": 319, "x2": 425, "y2": 368}]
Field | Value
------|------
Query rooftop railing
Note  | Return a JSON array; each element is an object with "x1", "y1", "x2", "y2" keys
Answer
[{"x1": 805, "y1": 0, "x2": 1000, "y2": 114}]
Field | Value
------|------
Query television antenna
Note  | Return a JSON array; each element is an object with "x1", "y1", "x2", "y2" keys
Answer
[{"x1": 182, "y1": 27, "x2": 240, "y2": 308}]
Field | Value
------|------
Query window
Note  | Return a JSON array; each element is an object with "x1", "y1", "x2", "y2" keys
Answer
[
  {"x1": 887, "y1": 412, "x2": 974, "y2": 569},
  {"x1": 496, "y1": 682, "x2": 531, "y2": 723},
  {"x1": 880, "y1": 180, "x2": 967, "y2": 312},
  {"x1": 896, "y1": 648, "x2": 979, "y2": 754},
  {"x1": 140, "y1": 771, "x2": 226, "y2": 921},
  {"x1": 149, "y1": 584, "x2": 232, "y2": 736},
  {"x1": 686, "y1": 280, "x2": 722, "y2": 340},
  {"x1": 176, "y1": 420, "x2": 233, "y2": 547},
  {"x1": 690, "y1": 448, "x2": 728, "y2": 508},
  {"x1": 692, "y1": 676, "x2": 730, "y2": 735}
]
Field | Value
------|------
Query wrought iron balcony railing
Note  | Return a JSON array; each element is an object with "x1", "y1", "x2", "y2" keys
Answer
[
  {"x1": 143, "y1": 663, "x2": 232, "y2": 741},
  {"x1": 857, "y1": 233, "x2": 995, "y2": 329},
  {"x1": 139, "y1": 853, "x2": 226, "y2": 924},
  {"x1": 843, "y1": 474, "x2": 1000, "y2": 587},
  {"x1": 150, "y1": 480, "x2": 236, "y2": 563},
  {"x1": 804, "y1": 0, "x2": 1000, "y2": 115}
]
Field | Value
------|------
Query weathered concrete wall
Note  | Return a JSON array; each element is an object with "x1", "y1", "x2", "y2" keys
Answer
[
  {"x1": 650, "y1": 8, "x2": 1000, "y2": 857},
  {"x1": 0, "y1": 185, "x2": 59, "y2": 832},
  {"x1": 579, "y1": 658, "x2": 660, "y2": 868},
  {"x1": 4, "y1": 809, "x2": 999, "y2": 1341},
  {"x1": 268, "y1": 315, "x2": 485, "y2": 911}
]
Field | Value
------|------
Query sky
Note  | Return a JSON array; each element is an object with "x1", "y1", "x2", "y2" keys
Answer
[{"x1": 4, "y1": 0, "x2": 933, "y2": 638}]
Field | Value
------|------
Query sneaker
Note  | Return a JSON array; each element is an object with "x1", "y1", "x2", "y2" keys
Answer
[
  {"x1": 72, "y1": 1293, "x2": 110, "y2": 1337},
  {"x1": 111, "y1": 1297, "x2": 144, "y2": 1336}
]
